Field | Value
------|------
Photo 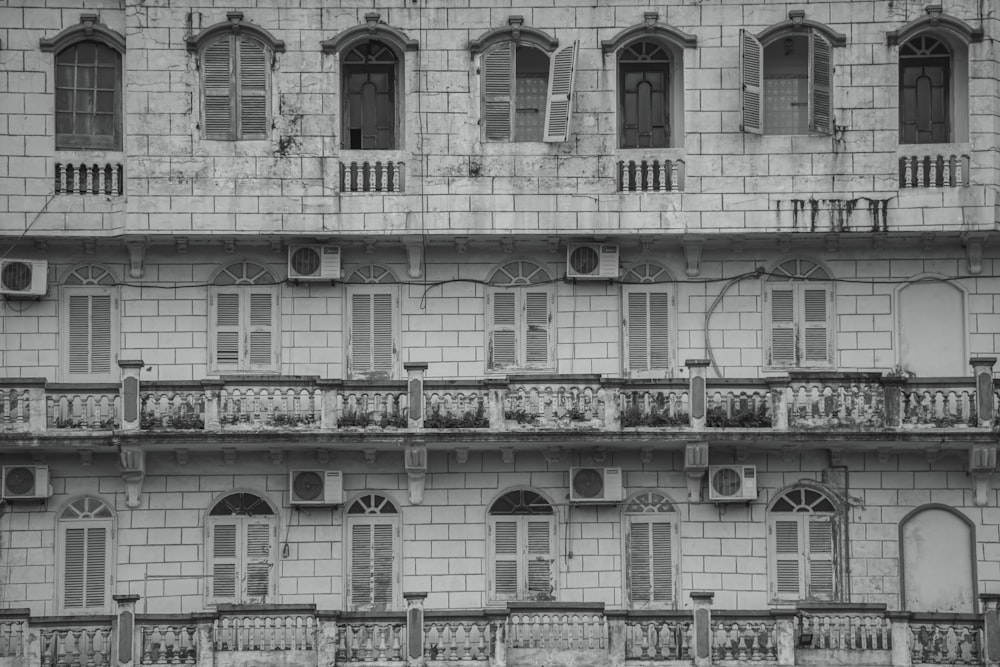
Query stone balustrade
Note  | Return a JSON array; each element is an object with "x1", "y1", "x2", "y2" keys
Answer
[
  {"x1": 54, "y1": 162, "x2": 125, "y2": 196},
  {"x1": 340, "y1": 158, "x2": 404, "y2": 193},
  {"x1": 617, "y1": 157, "x2": 685, "y2": 192},
  {"x1": 899, "y1": 153, "x2": 970, "y2": 188}
]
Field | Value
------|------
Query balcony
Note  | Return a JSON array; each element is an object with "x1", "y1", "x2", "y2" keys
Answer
[
  {"x1": 339, "y1": 152, "x2": 405, "y2": 193},
  {"x1": 898, "y1": 148, "x2": 971, "y2": 189},
  {"x1": 0, "y1": 600, "x2": 995, "y2": 667},
  {"x1": 54, "y1": 161, "x2": 125, "y2": 196}
]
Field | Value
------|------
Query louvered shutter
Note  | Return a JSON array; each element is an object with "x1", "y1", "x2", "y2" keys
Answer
[
  {"x1": 524, "y1": 291, "x2": 551, "y2": 368},
  {"x1": 488, "y1": 291, "x2": 518, "y2": 369},
  {"x1": 371, "y1": 523, "x2": 395, "y2": 610},
  {"x1": 802, "y1": 287, "x2": 832, "y2": 364},
  {"x1": 64, "y1": 527, "x2": 86, "y2": 609},
  {"x1": 625, "y1": 289, "x2": 671, "y2": 374},
  {"x1": 482, "y1": 43, "x2": 514, "y2": 140},
  {"x1": 247, "y1": 291, "x2": 278, "y2": 370},
  {"x1": 628, "y1": 518, "x2": 673, "y2": 607},
  {"x1": 349, "y1": 291, "x2": 396, "y2": 379},
  {"x1": 525, "y1": 518, "x2": 555, "y2": 598},
  {"x1": 651, "y1": 521, "x2": 673, "y2": 604},
  {"x1": 243, "y1": 518, "x2": 273, "y2": 602},
  {"x1": 372, "y1": 293, "x2": 395, "y2": 377},
  {"x1": 202, "y1": 37, "x2": 235, "y2": 139},
  {"x1": 63, "y1": 525, "x2": 109, "y2": 610},
  {"x1": 85, "y1": 527, "x2": 107, "y2": 608},
  {"x1": 238, "y1": 36, "x2": 268, "y2": 139},
  {"x1": 740, "y1": 30, "x2": 763, "y2": 134},
  {"x1": 809, "y1": 32, "x2": 832, "y2": 134},
  {"x1": 349, "y1": 520, "x2": 397, "y2": 610},
  {"x1": 543, "y1": 41, "x2": 579, "y2": 142},
  {"x1": 350, "y1": 293, "x2": 372, "y2": 377},
  {"x1": 772, "y1": 519, "x2": 803, "y2": 600},
  {"x1": 491, "y1": 518, "x2": 520, "y2": 600},
  {"x1": 214, "y1": 292, "x2": 242, "y2": 369},
  {"x1": 209, "y1": 521, "x2": 239, "y2": 604},
  {"x1": 67, "y1": 293, "x2": 113, "y2": 377},
  {"x1": 350, "y1": 523, "x2": 373, "y2": 609},
  {"x1": 768, "y1": 287, "x2": 797, "y2": 367},
  {"x1": 806, "y1": 517, "x2": 835, "y2": 600}
]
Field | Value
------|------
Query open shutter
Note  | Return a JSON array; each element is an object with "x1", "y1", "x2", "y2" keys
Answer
[
  {"x1": 247, "y1": 291, "x2": 277, "y2": 371},
  {"x1": 525, "y1": 518, "x2": 555, "y2": 599},
  {"x1": 524, "y1": 291, "x2": 551, "y2": 368},
  {"x1": 238, "y1": 36, "x2": 268, "y2": 139},
  {"x1": 768, "y1": 287, "x2": 797, "y2": 367},
  {"x1": 209, "y1": 521, "x2": 239, "y2": 604},
  {"x1": 371, "y1": 523, "x2": 395, "y2": 610},
  {"x1": 67, "y1": 293, "x2": 113, "y2": 377},
  {"x1": 243, "y1": 519, "x2": 273, "y2": 602},
  {"x1": 801, "y1": 287, "x2": 832, "y2": 365},
  {"x1": 202, "y1": 37, "x2": 235, "y2": 139},
  {"x1": 491, "y1": 518, "x2": 520, "y2": 600},
  {"x1": 543, "y1": 41, "x2": 579, "y2": 142},
  {"x1": 214, "y1": 292, "x2": 242, "y2": 369},
  {"x1": 740, "y1": 30, "x2": 763, "y2": 134},
  {"x1": 806, "y1": 517, "x2": 835, "y2": 600},
  {"x1": 809, "y1": 32, "x2": 832, "y2": 134},
  {"x1": 372, "y1": 293, "x2": 395, "y2": 377},
  {"x1": 488, "y1": 291, "x2": 518, "y2": 369},
  {"x1": 772, "y1": 518, "x2": 803, "y2": 600},
  {"x1": 482, "y1": 43, "x2": 514, "y2": 140}
]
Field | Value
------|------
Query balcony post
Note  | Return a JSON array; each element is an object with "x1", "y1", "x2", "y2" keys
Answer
[
  {"x1": 980, "y1": 594, "x2": 1000, "y2": 667},
  {"x1": 486, "y1": 608, "x2": 509, "y2": 667},
  {"x1": 24, "y1": 379, "x2": 47, "y2": 432},
  {"x1": 113, "y1": 594, "x2": 140, "y2": 667},
  {"x1": 403, "y1": 592, "x2": 428, "y2": 667},
  {"x1": 771, "y1": 608, "x2": 796, "y2": 666},
  {"x1": 882, "y1": 376, "x2": 906, "y2": 429},
  {"x1": 317, "y1": 610, "x2": 339, "y2": 667},
  {"x1": 19, "y1": 610, "x2": 39, "y2": 667},
  {"x1": 193, "y1": 612, "x2": 216, "y2": 667},
  {"x1": 201, "y1": 380, "x2": 224, "y2": 431},
  {"x1": 686, "y1": 360, "x2": 710, "y2": 430},
  {"x1": 971, "y1": 357, "x2": 997, "y2": 427},
  {"x1": 690, "y1": 591, "x2": 714, "y2": 667},
  {"x1": 405, "y1": 363, "x2": 428, "y2": 429},
  {"x1": 118, "y1": 360, "x2": 144, "y2": 431},
  {"x1": 318, "y1": 379, "x2": 343, "y2": 430},
  {"x1": 888, "y1": 612, "x2": 911, "y2": 667},
  {"x1": 486, "y1": 378, "x2": 508, "y2": 431},
  {"x1": 606, "y1": 609, "x2": 627, "y2": 667},
  {"x1": 766, "y1": 376, "x2": 790, "y2": 430},
  {"x1": 601, "y1": 378, "x2": 624, "y2": 432}
]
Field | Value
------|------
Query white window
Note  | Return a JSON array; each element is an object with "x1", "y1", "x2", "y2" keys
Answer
[
  {"x1": 346, "y1": 266, "x2": 399, "y2": 380},
  {"x1": 206, "y1": 493, "x2": 277, "y2": 605},
  {"x1": 488, "y1": 490, "x2": 556, "y2": 603},
  {"x1": 346, "y1": 494, "x2": 400, "y2": 611},
  {"x1": 768, "y1": 487, "x2": 840, "y2": 602},
  {"x1": 622, "y1": 264, "x2": 675, "y2": 378},
  {"x1": 740, "y1": 26, "x2": 834, "y2": 135},
  {"x1": 58, "y1": 497, "x2": 114, "y2": 613},
  {"x1": 624, "y1": 492, "x2": 678, "y2": 609},
  {"x1": 763, "y1": 259, "x2": 834, "y2": 369},
  {"x1": 486, "y1": 261, "x2": 555, "y2": 372},
  {"x1": 61, "y1": 266, "x2": 118, "y2": 381},
  {"x1": 209, "y1": 261, "x2": 280, "y2": 373}
]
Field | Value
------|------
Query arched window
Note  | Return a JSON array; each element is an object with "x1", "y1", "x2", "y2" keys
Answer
[
  {"x1": 346, "y1": 266, "x2": 399, "y2": 380},
  {"x1": 899, "y1": 36, "x2": 950, "y2": 144},
  {"x1": 622, "y1": 264, "x2": 674, "y2": 377},
  {"x1": 346, "y1": 494, "x2": 400, "y2": 611},
  {"x1": 619, "y1": 42, "x2": 671, "y2": 148},
  {"x1": 61, "y1": 265, "x2": 118, "y2": 381},
  {"x1": 209, "y1": 261, "x2": 280, "y2": 373},
  {"x1": 488, "y1": 490, "x2": 556, "y2": 602},
  {"x1": 764, "y1": 259, "x2": 834, "y2": 369},
  {"x1": 186, "y1": 13, "x2": 284, "y2": 141},
  {"x1": 342, "y1": 41, "x2": 398, "y2": 149},
  {"x1": 206, "y1": 492, "x2": 277, "y2": 605},
  {"x1": 58, "y1": 497, "x2": 114, "y2": 612},
  {"x1": 624, "y1": 492, "x2": 678, "y2": 608},
  {"x1": 486, "y1": 261, "x2": 555, "y2": 372},
  {"x1": 768, "y1": 486, "x2": 840, "y2": 602}
]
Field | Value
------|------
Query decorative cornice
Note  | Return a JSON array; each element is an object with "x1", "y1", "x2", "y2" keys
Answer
[
  {"x1": 40, "y1": 14, "x2": 126, "y2": 53},
  {"x1": 601, "y1": 12, "x2": 698, "y2": 54},
  {"x1": 469, "y1": 16, "x2": 558, "y2": 54},
  {"x1": 756, "y1": 11, "x2": 847, "y2": 47},
  {"x1": 185, "y1": 12, "x2": 285, "y2": 54},
  {"x1": 886, "y1": 6, "x2": 984, "y2": 46},
  {"x1": 321, "y1": 13, "x2": 418, "y2": 55}
]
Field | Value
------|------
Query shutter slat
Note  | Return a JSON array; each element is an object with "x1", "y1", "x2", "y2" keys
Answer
[
  {"x1": 543, "y1": 41, "x2": 578, "y2": 142},
  {"x1": 740, "y1": 30, "x2": 763, "y2": 134},
  {"x1": 482, "y1": 44, "x2": 513, "y2": 140}
]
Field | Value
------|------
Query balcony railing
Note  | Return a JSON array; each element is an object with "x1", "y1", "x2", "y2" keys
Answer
[
  {"x1": 618, "y1": 158, "x2": 685, "y2": 192},
  {"x1": 0, "y1": 357, "x2": 995, "y2": 436},
  {"x1": 55, "y1": 162, "x2": 125, "y2": 196},
  {"x1": 340, "y1": 160, "x2": 404, "y2": 193},
  {"x1": 899, "y1": 153, "x2": 970, "y2": 188}
]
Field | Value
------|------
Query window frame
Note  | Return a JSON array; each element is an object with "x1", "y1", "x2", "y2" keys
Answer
[
  {"x1": 485, "y1": 261, "x2": 556, "y2": 374},
  {"x1": 621, "y1": 271, "x2": 676, "y2": 378},
  {"x1": 345, "y1": 494, "x2": 401, "y2": 612},
  {"x1": 208, "y1": 262, "x2": 281, "y2": 374},
  {"x1": 623, "y1": 492, "x2": 679, "y2": 610},
  {"x1": 487, "y1": 490, "x2": 557, "y2": 604},
  {"x1": 767, "y1": 486, "x2": 843, "y2": 603},
  {"x1": 60, "y1": 276, "x2": 119, "y2": 383},
  {"x1": 53, "y1": 41, "x2": 123, "y2": 151},
  {"x1": 616, "y1": 40, "x2": 681, "y2": 149},
  {"x1": 205, "y1": 492, "x2": 278, "y2": 607},
  {"x1": 897, "y1": 33, "x2": 967, "y2": 145},
  {"x1": 762, "y1": 259, "x2": 835, "y2": 371},
  {"x1": 341, "y1": 40, "x2": 400, "y2": 150},
  {"x1": 198, "y1": 33, "x2": 272, "y2": 141},
  {"x1": 57, "y1": 497, "x2": 114, "y2": 615},
  {"x1": 345, "y1": 283, "x2": 400, "y2": 381}
]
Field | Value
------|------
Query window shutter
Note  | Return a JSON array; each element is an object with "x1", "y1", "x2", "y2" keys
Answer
[
  {"x1": 625, "y1": 291, "x2": 649, "y2": 373},
  {"x1": 809, "y1": 32, "x2": 833, "y2": 135},
  {"x1": 84, "y1": 527, "x2": 107, "y2": 608},
  {"x1": 626, "y1": 289, "x2": 671, "y2": 374},
  {"x1": 64, "y1": 527, "x2": 85, "y2": 609},
  {"x1": 482, "y1": 43, "x2": 514, "y2": 140},
  {"x1": 768, "y1": 287, "x2": 797, "y2": 367},
  {"x1": 651, "y1": 521, "x2": 673, "y2": 603},
  {"x1": 63, "y1": 523, "x2": 109, "y2": 611},
  {"x1": 202, "y1": 37, "x2": 235, "y2": 139},
  {"x1": 772, "y1": 519, "x2": 803, "y2": 600},
  {"x1": 524, "y1": 291, "x2": 551, "y2": 368},
  {"x1": 806, "y1": 517, "x2": 835, "y2": 600},
  {"x1": 371, "y1": 523, "x2": 395, "y2": 610},
  {"x1": 214, "y1": 292, "x2": 242, "y2": 369},
  {"x1": 209, "y1": 521, "x2": 239, "y2": 604},
  {"x1": 372, "y1": 293, "x2": 395, "y2": 377},
  {"x1": 350, "y1": 523, "x2": 373, "y2": 609},
  {"x1": 627, "y1": 520, "x2": 651, "y2": 604},
  {"x1": 67, "y1": 293, "x2": 113, "y2": 377},
  {"x1": 247, "y1": 291, "x2": 277, "y2": 370},
  {"x1": 525, "y1": 518, "x2": 555, "y2": 598},
  {"x1": 802, "y1": 288, "x2": 832, "y2": 364},
  {"x1": 488, "y1": 291, "x2": 518, "y2": 369},
  {"x1": 740, "y1": 30, "x2": 763, "y2": 134},
  {"x1": 491, "y1": 518, "x2": 520, "y2": 600},
  {"x1": 628, "y1": 518, "x2": 673, "y2": 607},
  {"x1": 349, "y1": 290, "x2": 395, "y2": 378},
  {"x1": 243, "y1": 519, "x2": 273, "y2": 602},
  {"x1": 543, "y1": 41, "x2": 579, "y2": 143},
  {"x1": 238, "y1": 36, "x2": 268, "y2": 139},
  {"x1": 350, "y1": 293, "x2": 373, "y2": 376}
]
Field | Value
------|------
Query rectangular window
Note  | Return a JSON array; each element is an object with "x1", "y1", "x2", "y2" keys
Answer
[
  {"x1": 210, "y1": 287, "x2": 279, "y2": 373},
  {"x1": 489, "y1": 516, "x2": 556, "y2": 602},
  {"x1": 486, "y1": 288, "x2": 555, "y2": 372},
  {"x1": 347, "y1": 285, "x2": 398, "y2": 380},
  {"x1": 347, "y1": 517, "x2": 398, "y2": 611},
  {"x1": 626, "y1": 516, "x2": 675, "y2": 608},
  {"x1": 769, "y1": 515, "x2": 837, "y2": 602},
  {"x1": 201, "y1": 35, "x2": 270, "y2": 140},
  {"x1": 623, "y1": 286, "x2": 672, "y2": 377},
  {"x1": 55, "y1": 42, "x2": 122, "y2": 150},
  {"x1": 207, "y1": 517, "x2": 275, "y2": 605},
  {"x1": 60, "y1": 522, "x2": 111, "y2": 612},
  {"x1": 62, "y1": 288, "x2": 117, "y2": 381},
  {"x1": 765, "y1": 283, "x2": 833, "y2": 368}
]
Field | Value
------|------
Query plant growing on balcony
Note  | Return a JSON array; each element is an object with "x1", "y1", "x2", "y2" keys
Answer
[
  {"x1": 268, "y1": 413, "x2": 316, "y2": 428},
  {"x1": 140, "y1": 412, "x2": 205, "y2": 430},
  {"x1": 504, "y1": 409, "x2": 539, "y2": 425},
  {"x1": 338, "y1": 410, "x2": 408, "y2": 429},
  {"x1": 706, "y1": 403, "x2": 772, "y2": 428},
  {"x1": 621, "y1": 404, "x2": 688, "y2": 427},
  {"x1": 425, "y1": 404, "x2": 488, "y2": 428}
]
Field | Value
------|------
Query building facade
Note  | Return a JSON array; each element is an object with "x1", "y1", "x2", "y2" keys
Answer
[{"x1": 0, "y1": 0, "x2": 999, "y2": 665}]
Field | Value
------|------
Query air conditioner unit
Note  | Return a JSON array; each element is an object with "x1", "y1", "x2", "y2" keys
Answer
[
  {"x1": 569, "y1": 467, "x2": 624, "y2": 503},
  {"x1": 289, "y1": 470, "x2": 344, "y2": 506},
  {"x1": 0, "y1": 259, "x2": 47, "y2": 297},
  {"x1": 287, "y1": 245, "x2": 341, "y2": 281},
  {"x1": 566, "y1": 244, "x2": 619, "y2": 279},
  {"x1": 1, "y1": 465, "x2": 51, "y2": 500},
  {"x1": 707, "y1": 465, "x2": 758, "y2": 502}
]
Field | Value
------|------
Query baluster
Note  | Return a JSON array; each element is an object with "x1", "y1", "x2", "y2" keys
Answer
[
  {"x1": 902, "y1": 157, "x2": 911, "y2": 188},
  {"x1": 617, "y1": 160, "x2": 625, "y2": 192},
  {"x1": 917, "y1": 156, "x2": 926, "y2": 187},
  {"x1": 55, "y1": 163, "x2": 64, "y2": 193},
  {"x1": 671, "y1": 160, "x2": 680, "y2": 191},
  {"x1": 929, "y1": 156, "x2": 938, "y2": 188},
  {"x1": 955, "y1": 155, "x2": 964, "y2": 186},
  {"x1": 642, "y1": 160, "x2": 653, "y2": 192},
  {"x1": 350, "y1": 162, "x2": 360, "y2": 192}
]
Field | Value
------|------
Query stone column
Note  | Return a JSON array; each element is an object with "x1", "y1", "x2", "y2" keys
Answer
[
  {"x1": 193, "y1": 612, "x2": 216, "y2": 667},
  {"x1": 771, "y1": 608, "x2": 796, "y2": 666},
  {"x1": 405, "y1": 363, "x2": 428, "y2": 428},
  {"x1": 318, "y1": 379, "x2": 343, "y2": 430},
  {"x1": 605, "y1": 609, "x2": 627, "y2": 667},
  {"x1": 486, "y1": 378, "x2": 508, "y2": 431},
  {"x1": 317, "y1": 611, "x2": 339, "y2": 667},
  {"x1": 112, "y1": 594, "x2": 140, "y2": 667},
  {"x1": 486, "y1": 607, "x2": 509, "y2": 667},
  {"x1": 888, "y1": 612, "x2": 912, "y2": 667},
  {"x1": 882, "y1": 376, "x2": 907, "y2": 429},
  {"x1": 981, "y1": 595, "x2": 1000, "y2": 667},
  {"x1": 118, "y1": 360, "x2": 144, "y2": 431},
  {"x1": 766, "y1": 376, "x2": 790, "y2": 430},
  {"x1": 404, "y1": 592, "x2": 428, "y2": 667},
  {"x1": 690, "y1": 591, "x2": 715, "y2": 667},
  {"x1": 686, "y1": 359, "x2": 711, "y2": 430},
  {"x1": 201, "y1": 379, "x2": 224, "y2": 431},
  {"x1": 971, "y1": 357, "x2": 997, "y2": 427}
]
